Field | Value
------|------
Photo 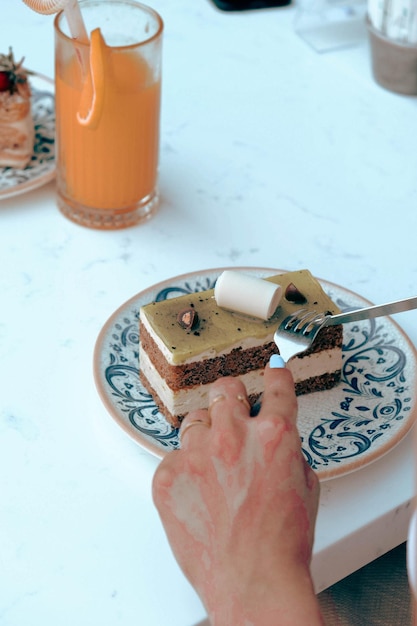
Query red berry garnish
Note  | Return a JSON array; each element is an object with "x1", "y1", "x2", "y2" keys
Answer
[
  {"x1": 0, "y1": 49, "x2": 31, "y2": 95},
  {"x1": 0, "y1": 71, "x2": 11, "y2": 92}
]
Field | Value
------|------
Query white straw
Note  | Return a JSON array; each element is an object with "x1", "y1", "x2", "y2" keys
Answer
[
  {"x1": 63, "y1": 0, "x2": 89, "y2": 44},
  {"x1": 22, "y1": 0, "x2": 89, "y2": 74}
]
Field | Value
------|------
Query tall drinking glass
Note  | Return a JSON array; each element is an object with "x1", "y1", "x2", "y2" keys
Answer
[{"x1": 54, "y1": 0, "x2": 163, "y2": 229}]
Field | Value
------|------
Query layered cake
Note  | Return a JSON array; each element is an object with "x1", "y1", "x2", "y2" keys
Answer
[
  {"x1": 139, "y1": 269, "x2": 343, "y2": 427},
  {"x1": 0, "y1": 48, "x2": 34, "y2": 169}
]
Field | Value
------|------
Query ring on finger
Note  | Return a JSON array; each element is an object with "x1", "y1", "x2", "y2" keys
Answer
[
  {"x1": 179, "y1": 418, "x2": 211, "y2": 443},
  {"x1": 208, "y1": 393, "x2": 226, "y2": 418},
  {"x1": 208, "y1": 392, "x2": 251, "y2": 418},
  {"x1": 236, "y1": 393, "x2": 250, "y2": 411}
]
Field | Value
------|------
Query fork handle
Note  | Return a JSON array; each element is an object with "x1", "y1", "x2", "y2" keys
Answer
[{"x1": 325, "y1": 295, "x2": 417, "y2": 326}]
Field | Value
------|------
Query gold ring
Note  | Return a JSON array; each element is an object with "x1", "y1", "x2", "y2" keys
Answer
[
  {"x1": 179, "y1": 419, "x2": 211, "y2": 443},
  {"x1": 208, "y1": 393, "x2": 226, "y2": 417},
  {"x1": 237, "y1": 394, "x2": 251, "y2": 411},
  {"x1": 208, "y1": 392, "x2": 251, "y2": 417}
]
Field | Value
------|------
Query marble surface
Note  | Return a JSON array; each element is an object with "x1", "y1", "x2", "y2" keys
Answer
[{"x1": 1, "y1": 1, "x2": 417, "y2": 625}]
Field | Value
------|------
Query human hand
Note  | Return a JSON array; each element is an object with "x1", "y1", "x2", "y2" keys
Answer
[{"x1": 152, "y1": 361, "x2": 323, "y2": 625}]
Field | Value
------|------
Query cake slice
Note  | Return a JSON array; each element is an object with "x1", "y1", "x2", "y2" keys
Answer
[
  {"x1": 139, "y1": 269, "x2": 343, "y2": 427},
  {"x1": 0, "y1": 48, "x2": 34, "y2": 169}
]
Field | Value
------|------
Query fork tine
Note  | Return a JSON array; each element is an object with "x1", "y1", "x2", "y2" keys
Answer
[
  {"x1": 280, "y1": 308, "x2": 309, "y2": 330},
  {"x1": 281, "y1": 309, "x2": 319, "y2": 332},
  {"x1": 293, "y1": 311, "x2": 321, "y2": 333},
  {"x1": 275, "y1": 309, "x2": 330, "y2": 362},
  {"x1": 297, "y1": 312, "x2": 328, "y2": 336}
]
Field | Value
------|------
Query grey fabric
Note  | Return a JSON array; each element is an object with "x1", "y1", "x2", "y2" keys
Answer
[{"x1": 318, "y1": 543, "x2": 413, "y2": 625}]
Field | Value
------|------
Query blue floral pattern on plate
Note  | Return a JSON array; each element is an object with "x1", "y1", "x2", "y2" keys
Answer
[
  {"x1": 94, "y1": 268, "x2": 417, "y2": 481},
  {"x1": 0, "y1": 73, "x2": 55, "y2": 199}
]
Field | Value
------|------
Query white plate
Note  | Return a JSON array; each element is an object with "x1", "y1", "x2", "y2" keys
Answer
[
  {"x1": 0, "y1": 72, "x2": 55, "y2": 200},
  {"x1": 93, "y1": 267, "x2": 417, "y2": 481}
]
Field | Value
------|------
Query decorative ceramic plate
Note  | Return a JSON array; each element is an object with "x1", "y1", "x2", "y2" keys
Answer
[
  {"x1": 0, "y1": 72, "x2": 55, "y2": 200},
  {"x1": 94, "y1": 267, "x2": 417, "y2": 481}
]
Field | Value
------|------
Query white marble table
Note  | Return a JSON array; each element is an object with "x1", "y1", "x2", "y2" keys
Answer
[{"x1": 1, "y1": 1, "x2": 417, "y2": 625}]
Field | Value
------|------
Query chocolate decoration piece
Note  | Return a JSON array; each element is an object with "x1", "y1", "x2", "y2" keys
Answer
[
  {"x1": 285, "y1": 283, "x2": 307, "y2": 304},
  {"x1": 177, "y1": 307, "x2": 199, "y2": 331}
]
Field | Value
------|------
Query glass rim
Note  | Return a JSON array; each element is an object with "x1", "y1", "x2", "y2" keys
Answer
[{"x1": 54, "y1": 0, "x2": 163, "y2": 50}]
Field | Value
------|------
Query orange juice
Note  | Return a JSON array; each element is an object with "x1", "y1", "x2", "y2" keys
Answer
[
  {"x1": 56, "y1": 48, "x2": 160, "y2": 209},
  {"x1": 54, "y1": 1, "x2": 163, "y2": 229}
]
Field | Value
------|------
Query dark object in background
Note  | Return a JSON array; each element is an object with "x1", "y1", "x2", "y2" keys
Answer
[{"x1": 210, "y1": 0, "x2": 291, "y2": 10}]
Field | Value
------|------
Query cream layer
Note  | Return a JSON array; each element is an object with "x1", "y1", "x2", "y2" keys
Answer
[
  {"x1": 140, "y1": 348, "x2": 341, "y2": 416},
  {"x1": 0, "y1": 116, "x2": 34, "y2": 168}
]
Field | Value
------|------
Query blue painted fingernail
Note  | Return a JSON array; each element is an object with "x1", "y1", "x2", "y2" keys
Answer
[{"x1": 269, "y1": 354, "x2": 286, "y2": 369}]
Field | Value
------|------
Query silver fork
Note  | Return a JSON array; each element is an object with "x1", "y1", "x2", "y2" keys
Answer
[{"x1": 274, "y1": 295, "x2": 417, "y2": 362}]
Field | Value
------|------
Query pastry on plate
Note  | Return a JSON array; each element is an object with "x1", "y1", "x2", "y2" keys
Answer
[
  {"x1": 139, "y1": 269, "x2": 343, "y2": 427},
  {"x1": 0, "y1": 48, "x2": 34, "y2": 169}
]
